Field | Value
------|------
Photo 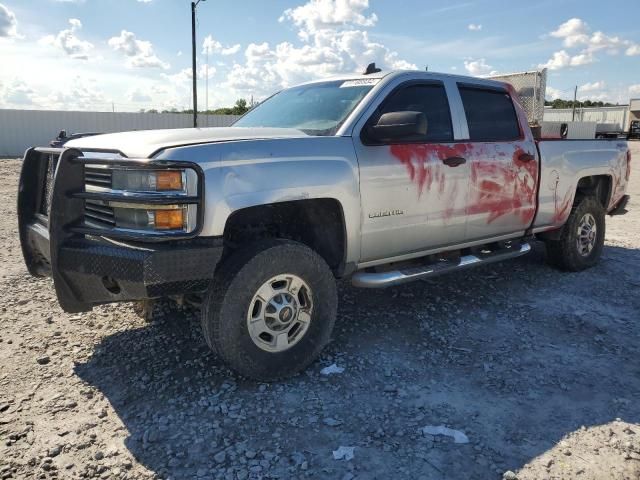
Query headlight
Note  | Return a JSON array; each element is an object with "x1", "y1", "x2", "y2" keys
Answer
[
  {"x1": 111, "y1": 169, "x2": 187, "y2": 193},
  {"x1": 84, "y1": 165, "x2": 200, "y2": 236}
]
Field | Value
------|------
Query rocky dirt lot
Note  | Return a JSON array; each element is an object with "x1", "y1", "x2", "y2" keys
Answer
[{"x1": 1, "y1": 143, "x2": 640, "y2": 480}]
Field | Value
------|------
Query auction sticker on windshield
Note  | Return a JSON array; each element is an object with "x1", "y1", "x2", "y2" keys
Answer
[{"x1": 340, "y1": 78, "x2": 380, "y2": 88}]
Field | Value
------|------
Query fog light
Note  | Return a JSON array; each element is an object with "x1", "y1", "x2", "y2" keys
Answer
[{"x1": 154, "y1": 209, "x2": 185, "y2": 230}]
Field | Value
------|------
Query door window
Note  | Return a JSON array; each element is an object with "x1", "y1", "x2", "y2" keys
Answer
[
  {"x1": 370, "y1": 84, "x2": 453, "y2": 142},
  {"x1": 458, "y1": 86, "x2": 521, "y2": 141}
]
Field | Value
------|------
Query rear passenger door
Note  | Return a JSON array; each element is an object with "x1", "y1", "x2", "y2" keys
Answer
[
  {"x1": 457, "y1": 84, "x2": 539, "y2": 241},
  {"x1": 353, "y1": 81, "x2": 471, "y2": 262}
]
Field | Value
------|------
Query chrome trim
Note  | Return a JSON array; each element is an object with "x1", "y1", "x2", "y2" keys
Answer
[
  {"x1": 355, "y1": 232, "x2": 526, "y2": 269},
  {"x1": 107, "y1": 201, "x2": 185, "y2": 210},
  {"x1": 352, "y1": 243, "x2": 531, "y2": 288}
]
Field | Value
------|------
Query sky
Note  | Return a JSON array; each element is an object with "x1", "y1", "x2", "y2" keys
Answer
[{"x1": 0, "y1": 0, "x2": 639, "y2": 112}]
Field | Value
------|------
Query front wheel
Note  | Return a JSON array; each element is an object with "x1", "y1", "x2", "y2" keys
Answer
[
  {"x1": 544, "y1": 195, "x2": 605, "y2": 271},
  {"x1": 201, "y1": 239, "x2": 338, "y2": 381}
]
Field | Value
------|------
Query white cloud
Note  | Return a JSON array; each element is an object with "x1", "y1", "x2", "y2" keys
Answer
[
  {"x1": 463, "y1": 58, "x2": 495, "y2": 76},
  {"x1": 43, "y1": 77, "x2": 106, "y2": 110},
  {"x1": 202, "y1": 35, "x2": 241, "y2": 56},
  {"x1": 0, "y1": 3, "x2": 18, "y2": 38},
  {"x1": 468, "y1": 24, "x2": 482, "y2": 31},
  {"x1": 127, "y1": 87, "x2": 152, "y2": 103},
  {"x1": 280, "y1": 0, "x2": 377, "y2": 40},
  {"x1": 579, "y1": 81, "x2": 606, "y2": 92},
  {"x1": 163, "y1": 64, "x2": 216, "y2": 84},
  {"x1": 1, "y1": 79, "x2": 36, "y2": 105},
  {"x1": 539, "y1": 49, "x2": 593, "y2": 70},
  {"x1": 137, "y1": 0, "x2": 153, "y2": 3},
  {"x1": 543, "y1": 18, "x2": 640, "y2": 69},
  {"x1": 630, "y1": 85, "x2": 640, "y2": 96},
  {"x1": 225, "y1": 0, "x2": 415, "y2": 98},
  {"x1": 626, "y1": 44, "x2": 640, "y2": 56},
  {"x1": 108, "y1": 30, "x2": 169, "y2": 69},
  {"x1": 545, "y1": 86, "x2": 563, "y2": 100},
  {"x1": 39, "y1": 18, "x2": 94, "y2": 60},
  {"x1": 550, "y1": 18, "x2": 589, "y2": 48}
]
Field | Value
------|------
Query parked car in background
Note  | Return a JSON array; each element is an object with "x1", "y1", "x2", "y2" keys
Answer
[
  {"x1": 629, "y1": 120, "x2": 640, "y2": 140},
  {"x1": 19, "y1": 69, "x2": 631, "y2": 380},
  {"x1": 49, "y1": 130, "x2": 101, "y2": 148}
]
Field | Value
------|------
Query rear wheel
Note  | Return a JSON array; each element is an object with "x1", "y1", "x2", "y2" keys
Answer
[
  {"x1": 545, "y1": 195, "x2": 605, "y2": 271},
  {"x1": 201, "y1": 239, "x2": 337, "y2": 381}
]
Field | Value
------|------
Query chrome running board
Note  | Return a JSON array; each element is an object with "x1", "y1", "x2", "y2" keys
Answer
[{"x1": 352, "y1": 242, "x2": 531, "y2": 288}]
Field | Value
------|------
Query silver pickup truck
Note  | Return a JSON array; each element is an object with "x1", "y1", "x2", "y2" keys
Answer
[{"x1": 18, "y1": 70, "x2": 631, "y2": 380}]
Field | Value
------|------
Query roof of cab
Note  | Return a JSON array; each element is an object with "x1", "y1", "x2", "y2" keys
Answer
[{"x1": 295, "y1": 69, "x2": 509, "y2": 90}]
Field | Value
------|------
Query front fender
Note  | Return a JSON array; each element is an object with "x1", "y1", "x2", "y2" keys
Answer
[{"x1": 156, "y1": 137, "x2": 362, "y2": 264}]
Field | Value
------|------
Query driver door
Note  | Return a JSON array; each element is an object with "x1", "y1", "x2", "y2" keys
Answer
[{"x1": 352, "y1": 81, "x2": 471, "y2": 263}]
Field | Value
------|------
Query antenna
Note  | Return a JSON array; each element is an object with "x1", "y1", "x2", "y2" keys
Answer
[{"x1": 363, "y1": 62, "x2": 382, "y2": 75}]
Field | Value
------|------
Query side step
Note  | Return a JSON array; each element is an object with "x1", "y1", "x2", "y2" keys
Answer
[{"x1": 352, "y1": 242, "x2": 531, "y2": 288}]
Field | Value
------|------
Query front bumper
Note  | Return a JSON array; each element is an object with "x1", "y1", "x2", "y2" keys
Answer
[{"x1": 18, "y1": 147, "x2": 222, "y2": 313}]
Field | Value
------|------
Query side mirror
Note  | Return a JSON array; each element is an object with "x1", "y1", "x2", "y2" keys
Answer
[{"x1": 367, "y1": 111, "x2": 427, "y2": 142}]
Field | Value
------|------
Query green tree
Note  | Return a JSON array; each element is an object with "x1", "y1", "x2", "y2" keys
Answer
[{"x1": 231, "y1": 98, "x2": 249, "y2": 115}]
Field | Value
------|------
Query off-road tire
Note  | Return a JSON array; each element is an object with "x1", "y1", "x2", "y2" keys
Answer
[
  {"x1": 201, "y1": 239, "x2": 337, "y2": 381},
  {"x1": 545, "y1": 195, "x2": 605, "y2": 271}
]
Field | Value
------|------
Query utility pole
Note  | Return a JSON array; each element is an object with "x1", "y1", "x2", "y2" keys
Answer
[
  {"x1": 571, "y1": 85, "x2": 578, "y2": 121},
  {"x1": 191, "y1": 1, "x2": 206, "y2": 128},
  {"x1": 205, "y1": 49, "x2": 209, "y2": 127}
]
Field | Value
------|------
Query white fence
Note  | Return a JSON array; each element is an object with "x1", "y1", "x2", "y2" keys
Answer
[
  {"x1": 543, "y1": 106, "x2": 630, "y2": 130},
  {"x1": 0, "y1": 109, "x2": 241, "y2": 157}
]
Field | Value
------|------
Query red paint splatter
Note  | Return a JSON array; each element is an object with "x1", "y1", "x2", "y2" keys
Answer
[
  {"x1": 467, "y1": 145, "x2": 538, "y2": 225},
  {"x1": 389, "y1": 141, "x2": 538, "y2": 227},
  {"x1": 551, "y1": 189, "x2": 573, "y2": 224},
  {"x1": 389, "y1": 143, "x2": 472, "y2": 197}
]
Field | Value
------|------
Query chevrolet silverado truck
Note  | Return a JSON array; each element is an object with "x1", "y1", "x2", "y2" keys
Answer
[{"x1": 18, "y1": 70, "x2": 631, "y2": 380}]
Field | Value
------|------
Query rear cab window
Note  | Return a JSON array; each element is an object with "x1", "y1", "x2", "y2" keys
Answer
[{"x1": 458, "y1": 85, "x2": 521, "y2": 141}]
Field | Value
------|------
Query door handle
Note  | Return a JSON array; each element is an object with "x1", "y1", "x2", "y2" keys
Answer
[
  {"x1": 442, "y1": 156, "x2": 466, "y2": 167},
  {"x1": 518, "y1": 152, "x2": 535, "y2": 162}
]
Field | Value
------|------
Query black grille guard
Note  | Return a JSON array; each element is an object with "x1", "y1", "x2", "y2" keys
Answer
[{"x1": 17, "y1": 147, "x2": 220, "y2": 313}]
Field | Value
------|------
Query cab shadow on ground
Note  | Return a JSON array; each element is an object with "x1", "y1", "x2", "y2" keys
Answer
[{"x1": 74, "y1": 243, "x2": 640, "y2": 479}]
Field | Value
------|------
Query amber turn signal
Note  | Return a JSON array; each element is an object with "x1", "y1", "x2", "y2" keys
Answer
[
  {"x1": 155, "y1": 171, "x2": 183, "y2": 191},
  {"x1": 154, "y1": 209, "x2": 184, "y2": 230}
]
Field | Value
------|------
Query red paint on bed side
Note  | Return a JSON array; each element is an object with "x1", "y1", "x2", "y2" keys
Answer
[{"x1": 551, "y1": 189, "x2": 573, "y2": 224}]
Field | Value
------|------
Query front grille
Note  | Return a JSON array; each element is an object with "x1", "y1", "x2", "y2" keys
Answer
[
  {"x1": 85, "y1": 167, "x2": 112, "y2": 189},
  {"x1": 41, "y1": 154, "x2": 59, "y2": 215},
  {"x1": 84, "y1": 200, "x2": 115, "y2": 228}
]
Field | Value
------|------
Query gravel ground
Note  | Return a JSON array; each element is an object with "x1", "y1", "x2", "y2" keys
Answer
[{"x1": 1, "y1": 143, "x2": 639, "y2": 480}]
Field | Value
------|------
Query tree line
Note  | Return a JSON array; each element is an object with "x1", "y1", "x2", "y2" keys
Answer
[
  {"x1": 140, "y1": 98, "x2": 251, "y2": 115},
  {"x1": 544, "y1": 99, "x2": 617, "y2": 109}
]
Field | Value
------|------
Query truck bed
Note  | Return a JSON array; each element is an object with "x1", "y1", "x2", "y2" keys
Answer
[{"x1": 534, "y1": 139, "x2": 630, "y2": 230}]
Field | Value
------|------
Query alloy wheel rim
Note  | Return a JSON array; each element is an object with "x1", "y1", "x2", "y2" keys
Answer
[
  {"x1": 576, "y1": 213, "x2": 597, "y2": 257},
  {"x1": 246, "y1": 274, "x2": 313, "y2": 352}
]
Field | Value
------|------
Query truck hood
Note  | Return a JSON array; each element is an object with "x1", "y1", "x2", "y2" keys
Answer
[{"x1": 64, "y1": 127, "x2": 309, "y2": 158}]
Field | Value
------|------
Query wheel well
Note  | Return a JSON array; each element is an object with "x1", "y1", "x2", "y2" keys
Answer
[
  {"x1": 575, "y1": 175, "x2": 611, "y2": 208},
  {"x1": 223, "y1": 199, "x2": 347, "y2": 276}
]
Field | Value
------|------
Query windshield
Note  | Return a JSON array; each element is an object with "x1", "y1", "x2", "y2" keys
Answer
[{"x1": 233, "y1": 80, "x2": 376, "y2": 136}]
